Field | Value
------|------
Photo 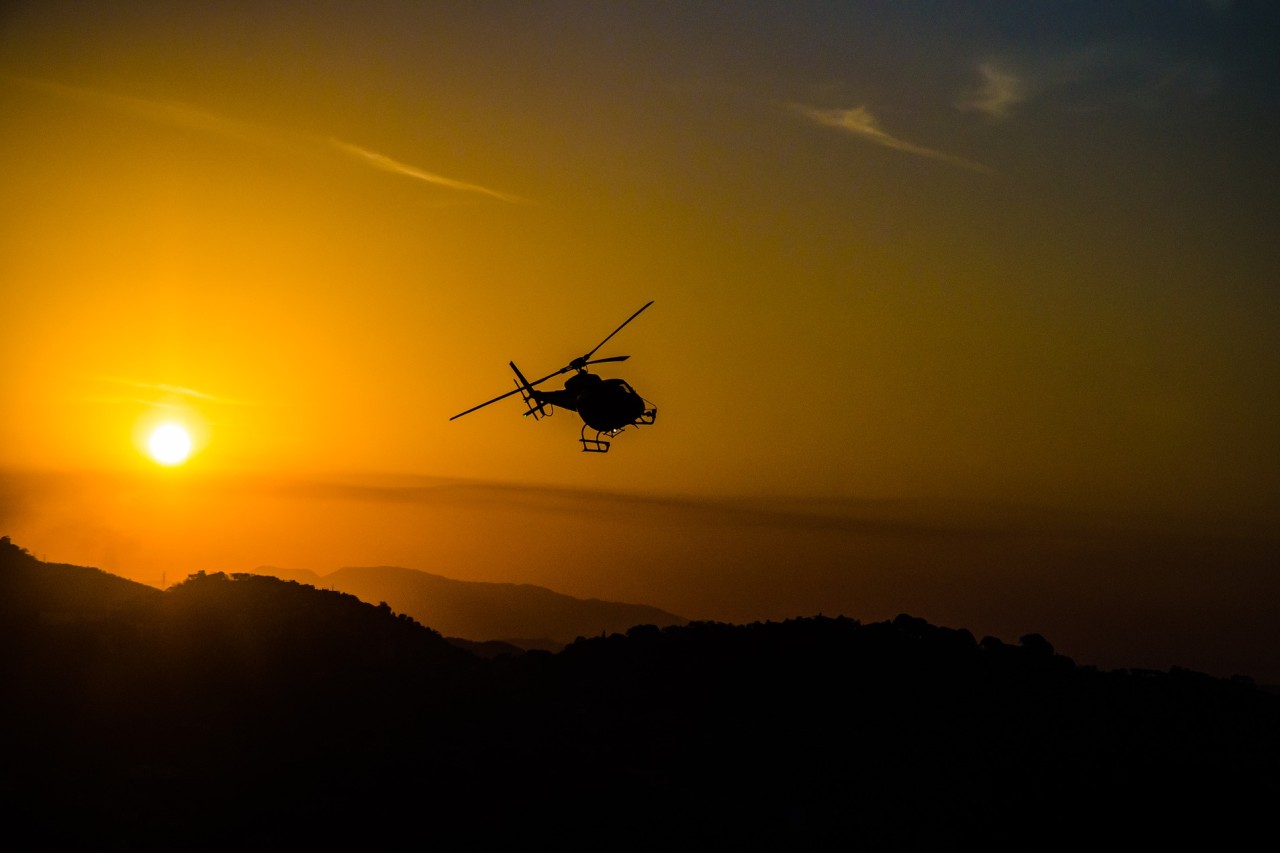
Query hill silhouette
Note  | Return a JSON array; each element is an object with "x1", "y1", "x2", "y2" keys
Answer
[
  {"x1": 3, "y1": 536, "x2": 1278, "y2": 849},
  {"x1": 251, "y1": 563, "x2": 687, "y2": 650}
]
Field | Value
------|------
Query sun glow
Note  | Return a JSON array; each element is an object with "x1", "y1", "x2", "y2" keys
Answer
[{"x1": 147, "y1": 423, "x2": 193, "y2": 465}]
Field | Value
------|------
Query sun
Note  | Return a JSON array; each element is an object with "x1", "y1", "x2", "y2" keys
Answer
[{"x1": 147, "y1": 423, "x2": 193, "y2": 466}]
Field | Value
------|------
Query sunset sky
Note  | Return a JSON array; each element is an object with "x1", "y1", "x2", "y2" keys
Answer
[{"x1": 3, "y1": 3, "x2": 1278, "y2": 679}]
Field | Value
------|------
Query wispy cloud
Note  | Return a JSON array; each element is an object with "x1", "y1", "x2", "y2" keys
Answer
[
  {"x1": 960, "y1": 45, "x2": 1224, "y2": 117},
  {"x1": 956, "y1": 61, "x2": 1027, "y2": 119},
  {"x1": 89, "y1": 377, "x2": 255, "y2": 408},
  {"x1": 789, "y1": 103, "x2": 994, "y2": 174},
  {"x1": 8, "y1": 75, "x2": 301, "y2": 150},
  {"x1": 328, "y1": 140, "x2": 527, "y2": 204},
  {"x1": 5, "y1": 75, "x2": 524, "y2": 203}
]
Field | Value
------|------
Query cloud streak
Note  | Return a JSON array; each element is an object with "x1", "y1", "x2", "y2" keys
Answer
[
  {"x1": 5, "y1": 75, "x2": 524, "y2": 203},
  {"x1": 327, "y1": 140, "x2": 527, "y2": 203},
  {"x1": 789, "y1": 103, "x2": 994, "y2": 174},
  {"x1": 88, "y1": 377, "x2": 255, "y2": 408},
  {"x1": 959, "y1": 45, "x2": 1223, "y2": 118},
  {"x1": 956, "y1": 62, "x2": 1027, "y2": 119}
]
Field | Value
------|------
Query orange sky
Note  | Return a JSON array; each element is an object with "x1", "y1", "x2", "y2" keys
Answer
[{"x1": 3, "y1": 3, "x2": 1278, "y2": 680}]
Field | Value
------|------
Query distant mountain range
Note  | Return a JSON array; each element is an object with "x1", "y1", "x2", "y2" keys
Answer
[{"x1": 250, "y1": 564, "x2": 686, "y2": 651}]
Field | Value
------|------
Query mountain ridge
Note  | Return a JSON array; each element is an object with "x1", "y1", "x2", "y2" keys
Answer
[{"x1": 248, "y1": 562, "x2": 688, "y2": 650}]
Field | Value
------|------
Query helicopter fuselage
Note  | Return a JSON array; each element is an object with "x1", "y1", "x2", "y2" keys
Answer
[{"x1": 534, "y1": 373, "x2": 646, "y2": 432}]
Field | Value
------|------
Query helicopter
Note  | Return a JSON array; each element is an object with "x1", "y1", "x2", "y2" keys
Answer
[{"x1": 449, "y1": 300, "x2": 658, "y2": 452}]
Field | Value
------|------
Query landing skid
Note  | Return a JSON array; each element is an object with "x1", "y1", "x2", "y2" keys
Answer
[{"x1": 580, "y1": 425, "x2": 619, "y2": 453}]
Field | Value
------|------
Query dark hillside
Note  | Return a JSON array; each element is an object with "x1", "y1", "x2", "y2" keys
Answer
[
  {"x1": 3, "y1": 540, "x2": 1278, "y2": 849},
  {"x1": 0, "y1": 535, "x2": 160, "y2": 620},
  {"x1": 472, "y1": 617, "x2": 1280, "y2": 848},
  {"x1": 1, "y1": 543, "x2": 483, "y2": 848}
]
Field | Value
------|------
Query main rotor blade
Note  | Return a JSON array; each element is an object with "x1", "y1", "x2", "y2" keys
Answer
[
  {"x1": 581, "y1": 300, "x2": 653, "y2": 361},
  {"x1": 449, "y1": 360, "x2": 588, "y2": 421},
  {"x1": 449, "y1": 386, "x2": 525, "y2": 420}
]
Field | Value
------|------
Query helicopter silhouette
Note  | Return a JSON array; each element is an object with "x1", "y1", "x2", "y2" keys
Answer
[{"x1": 450, "y1": 301, "x2": 658, "y2": 452}]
